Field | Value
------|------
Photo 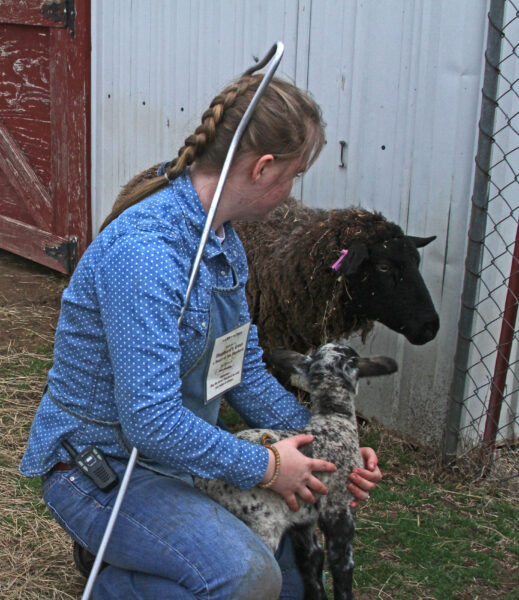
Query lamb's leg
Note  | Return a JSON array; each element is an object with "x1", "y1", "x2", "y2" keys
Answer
[
  {"x1": 319, "y1": 510, "x2": 355, "y2": 600},
  {"x1": 288, "y1": 525, "x2": 326, "y2": 600}
]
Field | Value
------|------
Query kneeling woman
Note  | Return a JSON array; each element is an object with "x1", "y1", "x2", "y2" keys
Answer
[{"x1": 20, "y1": 74, "x2": 381, "y2": 599}]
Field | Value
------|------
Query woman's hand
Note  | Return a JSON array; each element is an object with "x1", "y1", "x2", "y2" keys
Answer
[
  {"x1": 348, "y1": 447, "x2": 382, "y2": 508},
  {"x1": 261, "y1": 434, "x2": 337, "y2": 511}
]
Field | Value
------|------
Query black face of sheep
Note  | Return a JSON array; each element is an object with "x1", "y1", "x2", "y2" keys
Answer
[{"x1": 337, "y1": 236, "x2": 439, "y2": 345}]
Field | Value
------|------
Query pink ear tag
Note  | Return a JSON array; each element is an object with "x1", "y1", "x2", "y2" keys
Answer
[{"x1": 331, "y1": 249, "x2": 349, "y2": 271}]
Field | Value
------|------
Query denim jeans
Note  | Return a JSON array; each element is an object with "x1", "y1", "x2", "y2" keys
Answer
[{"x1": 42, "y1": 458, "x2": 304, "y2": 599}]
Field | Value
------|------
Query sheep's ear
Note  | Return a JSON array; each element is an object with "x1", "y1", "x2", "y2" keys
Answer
[
  {"x1": 406, "y1": 235, "x2": 436, "y2": 248},
  {"x1": 357, "y1": 356, "x2": 398, "y2": 378},
  {"x1": 270, "y1": 350, "x2": 312, "y2": 392},
  {"x1": 340, "y1": 241, "x2": 369, "y2": 275}
]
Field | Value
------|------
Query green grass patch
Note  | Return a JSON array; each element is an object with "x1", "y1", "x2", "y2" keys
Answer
[
  {"x1": 351, "y1": 476, "x2": 519, "y2": 599},
  {"x1": 219, "y1": 400, "x2": 247, "y2": 432},
  {"x1": 14, "y1": 475, "x2": 50, "y2": 519}
]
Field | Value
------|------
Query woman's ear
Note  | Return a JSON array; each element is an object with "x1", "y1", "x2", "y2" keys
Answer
[{"x1": 251, "y1": 154, "x2": 275, "y2": 183}]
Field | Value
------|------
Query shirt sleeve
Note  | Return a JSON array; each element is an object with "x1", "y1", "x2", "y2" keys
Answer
[{"x1": 96, "y1": 230, "x2": 269, "y2": 489}]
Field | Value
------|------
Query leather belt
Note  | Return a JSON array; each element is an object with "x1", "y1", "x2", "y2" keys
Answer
[{"x1": 52, "y1": 462, "x2": 74, "y2": 472}]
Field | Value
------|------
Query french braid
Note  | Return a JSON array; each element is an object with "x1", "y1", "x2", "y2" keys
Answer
[
  {"x1": 163, "y1": 76, "x2": 256, "y2": 181},
  {"x1": 100, "y1": 75, "x2": 324, "y2": 231}
]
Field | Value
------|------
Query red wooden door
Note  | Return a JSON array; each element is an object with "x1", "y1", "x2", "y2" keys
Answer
[{"x1": 0, "y1": 0, "x2": 90, "y2": 274}]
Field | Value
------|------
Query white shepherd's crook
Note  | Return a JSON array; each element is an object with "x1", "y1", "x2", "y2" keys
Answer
[{"x1": 81, "y1": 41, "x2": 285, "y2": 600}]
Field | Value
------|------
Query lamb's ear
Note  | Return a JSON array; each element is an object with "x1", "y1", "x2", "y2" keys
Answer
[
  {"x1": 357, "y1": 356, "x2": 398, "y2": 378},
  {"x1": 406, "y1": 235, "x2": 436, "y2": 248},
  {"x1": 339, "y1": 241, "x2": 369, "y2": 275},
  {"x1": 270, "y1": 350, "x2": 312, "y2": 392}
]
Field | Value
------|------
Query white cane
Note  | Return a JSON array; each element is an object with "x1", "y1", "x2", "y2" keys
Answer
[{"x1": 81, "y1": 41, "x2": 285, "y2": 600}]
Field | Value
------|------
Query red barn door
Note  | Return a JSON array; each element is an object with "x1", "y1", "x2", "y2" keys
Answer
[{"x1": 0, "y1": 0, "x2": 90, "y2": 274}]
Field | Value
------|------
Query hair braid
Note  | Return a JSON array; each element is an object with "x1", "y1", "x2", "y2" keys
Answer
[
  {"x1": 100, "y1": 74, "x2": 325, "y2": 231},
  {"x1": 164, "y1": 76, "x2": 256, "y2": 181}
]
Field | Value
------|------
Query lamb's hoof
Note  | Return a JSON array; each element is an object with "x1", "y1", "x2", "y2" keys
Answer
[{"x1": 73, "y1": 541, "x2": 107, "y2": 578}]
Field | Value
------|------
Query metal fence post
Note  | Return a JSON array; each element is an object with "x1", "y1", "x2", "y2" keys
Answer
[
  {"x1": 483, "y1": 220, "x2": 519, "y2": 449},
  {"x1": 443, "y1": 0, "x2": 506, "y2": 459}
]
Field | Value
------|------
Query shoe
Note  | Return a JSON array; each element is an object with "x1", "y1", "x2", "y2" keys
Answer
[{"x1": 73, "y1": 541, "x2": 107, "y2": 577}]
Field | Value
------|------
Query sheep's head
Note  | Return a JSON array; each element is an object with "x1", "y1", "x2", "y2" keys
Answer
[
  {"x1": 271, "y1": 342, "x2": 397, "y2": 415},
  {"x1": 335, "y1": 236, "x2": 439, "y2": 345}
]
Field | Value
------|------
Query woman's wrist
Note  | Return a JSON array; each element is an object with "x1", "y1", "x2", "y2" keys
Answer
[
  {"x1": 259, "y1": 445, "x2": 281, "y2": 489},
  {"x1": 260, "y1": 447, "x2": 276, "y2": 486}
]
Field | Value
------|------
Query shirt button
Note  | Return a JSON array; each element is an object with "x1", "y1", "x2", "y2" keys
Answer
[
  {"x1": 220, "y1": 270, "x2": 226, "y2": 276},
  {"x1": 201, "y1": 322, "x2": 207, "y2": 328}
]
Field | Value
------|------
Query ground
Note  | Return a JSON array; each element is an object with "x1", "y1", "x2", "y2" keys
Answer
[{"x1": 0, "y1": 248, "x2": 518, "y2": 599}]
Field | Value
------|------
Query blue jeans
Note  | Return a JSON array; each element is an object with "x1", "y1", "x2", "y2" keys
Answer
[{"x1": 42, "y1": 458, "x2": 304, "y2": 599}]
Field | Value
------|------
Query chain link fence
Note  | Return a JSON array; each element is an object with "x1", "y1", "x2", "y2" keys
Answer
[{"x1": 445, "y1": 0, "x2": 518, "y2": 482}]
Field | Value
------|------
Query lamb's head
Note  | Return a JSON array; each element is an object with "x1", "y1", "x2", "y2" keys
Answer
[
  {"x1": 271, "y1": 342, "x2": 397, "y2": 416},
  {"x1": 334, "y1": 235, "x2": 439, "y2": 345}
]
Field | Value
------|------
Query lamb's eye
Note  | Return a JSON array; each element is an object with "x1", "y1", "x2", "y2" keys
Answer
[{"x1": 376, "y1": 263, "x2": 392, "y2": 273}]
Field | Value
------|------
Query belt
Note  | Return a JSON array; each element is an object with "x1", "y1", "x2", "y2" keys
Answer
[
  {"x1": 52, "y1": 462, "x2": 75, "y2": 472},
  {"x1": 42, "y1": 462, "x2": 74, "y2": 483}
]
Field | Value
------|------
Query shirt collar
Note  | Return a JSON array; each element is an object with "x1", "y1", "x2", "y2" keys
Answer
[{"x1": 170, "y1": 171, "x2": 226, "y2": 259}]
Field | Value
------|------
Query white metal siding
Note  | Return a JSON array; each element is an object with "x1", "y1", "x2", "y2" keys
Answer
[
  {"x1": 91, "y1": 0, "x2": 493, "y2": 449},
  {"x1": 301, "y1": 0, "x2": 489, "y2": 446},
  {"x1": 91, "y1": 0, "x2": 305, "y2": 230}
]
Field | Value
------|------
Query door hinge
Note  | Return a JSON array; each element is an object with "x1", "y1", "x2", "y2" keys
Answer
[
  {"x1": 65, "y1": 0, "x2": 76, "y2": 38},
  {"x1": 45, "y1": 237, "x2": 78, "y2": 273},
  {"x1": 40, "y1": 0, "x2": 75, "y2": 37}
]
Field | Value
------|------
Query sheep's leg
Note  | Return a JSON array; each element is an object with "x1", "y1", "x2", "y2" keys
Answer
[
  {"x1": 319, "y1": 511, "x2": 355, "y2": 600},
  {"x1": 288, "y1": 525, "x2": 326, "y2": 600}
]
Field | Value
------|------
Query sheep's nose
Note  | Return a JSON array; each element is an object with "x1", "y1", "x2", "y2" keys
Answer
[
  {"x1": 405, "y1": 315, "x2": 439, "y2": 345},
  {"x1": 419, "y1": 316, "x2": 440, "y2": 344}
]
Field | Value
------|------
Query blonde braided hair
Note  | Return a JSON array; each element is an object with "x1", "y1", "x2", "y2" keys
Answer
[{"x1": 100, "y1": 75, "x2": 325, "y2": 231}]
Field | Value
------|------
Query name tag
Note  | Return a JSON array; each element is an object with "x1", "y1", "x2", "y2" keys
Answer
[{"x1": 206, "y1": 322, "x2": 251, "y2": 402}]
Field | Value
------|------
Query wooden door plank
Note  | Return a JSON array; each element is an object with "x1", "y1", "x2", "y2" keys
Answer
[
  {"x1": 0, "y1": 214, "x2": 74, "y2": 273},
  {"x1": 0, "y1": 0, "x2": 67, "y2": 28},
  {"x1": 49, "y1": 0, "x2": 91, "y2": 255},
  {"x1": 0, "y1": 120, "x2": 53, "y2": 229}
]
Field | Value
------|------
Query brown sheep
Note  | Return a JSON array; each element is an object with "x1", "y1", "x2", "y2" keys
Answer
[{"x1": 233, "y1": 197, "x2": 439, "y2": 356}]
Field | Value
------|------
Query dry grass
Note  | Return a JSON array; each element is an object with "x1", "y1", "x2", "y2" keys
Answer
[
  {"x1": 0, "y1": 354, "x2": 82, "y2": 600},
  {"x1": 0, "y1": 250, "x2": 83, "y2": 599},
  {"x1": 0, "y1": 248, "x2": 517, "y2": 599}
]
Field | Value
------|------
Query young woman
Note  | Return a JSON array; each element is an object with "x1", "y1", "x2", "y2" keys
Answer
[{"x1": 21, "y1": 74, "x2": 381, "y2": 599}]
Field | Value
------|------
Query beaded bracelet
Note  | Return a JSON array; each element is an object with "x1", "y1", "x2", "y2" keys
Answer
[{"x1": 259, "y1": 434, "x2": 281, "y2": 489}]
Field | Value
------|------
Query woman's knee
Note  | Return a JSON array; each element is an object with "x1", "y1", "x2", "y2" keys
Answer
[{"x1": 232, "y1": 545, "x2": 282, "y2": 600}]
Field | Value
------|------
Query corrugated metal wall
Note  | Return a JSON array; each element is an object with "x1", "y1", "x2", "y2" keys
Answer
[
  {"x1": 91, "y1": 0, "x2": 491, "y2": 449},
  {"x1": 300, "y1": 0, "x2": 489, "y2": 448},
  {"x1": 90, "y1": 0, "x2": 305, "y2": 229}
]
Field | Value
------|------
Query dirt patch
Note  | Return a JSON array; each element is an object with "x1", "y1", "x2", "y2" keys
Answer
[{"x1": 0, "y1": 250, "x2": 67, "y2": 351}]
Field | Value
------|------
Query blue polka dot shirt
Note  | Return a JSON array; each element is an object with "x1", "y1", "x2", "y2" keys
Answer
[{"x1": 20, "y1": 172, "x2": 310, "y2": 489}]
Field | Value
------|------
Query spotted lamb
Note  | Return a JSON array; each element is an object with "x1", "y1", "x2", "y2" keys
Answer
[{"x1": 194, "y1": 342, "x2": 397, "y2": 600}]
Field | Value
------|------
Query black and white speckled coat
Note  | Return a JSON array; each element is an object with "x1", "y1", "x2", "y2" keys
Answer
[{"x1": 195, "y1": 342, "x2": 397, "y2": 600}]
